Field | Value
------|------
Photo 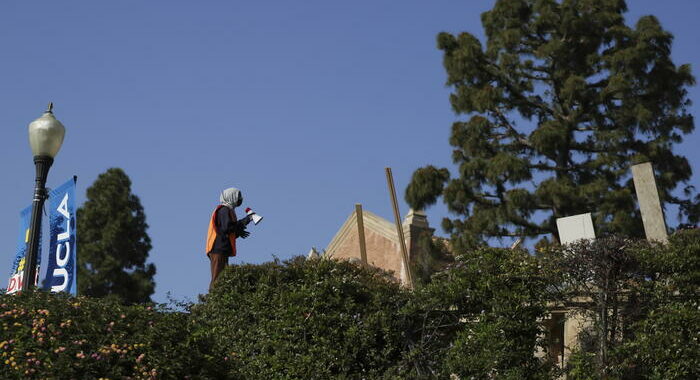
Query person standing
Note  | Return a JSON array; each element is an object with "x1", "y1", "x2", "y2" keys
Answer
[{"x1": 205, "y1": 187, "x2": 251, "y2": 291}]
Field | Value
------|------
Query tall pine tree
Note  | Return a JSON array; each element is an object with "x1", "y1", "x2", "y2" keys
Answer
[
  {"x1": 77, "y1": 168, "x2": 156, "y2": 304},
  {"x1": 406, "y1": 0, "x2": 698, "y2": 250}
]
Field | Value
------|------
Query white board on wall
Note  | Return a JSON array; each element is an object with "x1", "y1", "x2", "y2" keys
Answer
[{"x1": 556, "y1": 213, "x2": 596, "y2": 245}]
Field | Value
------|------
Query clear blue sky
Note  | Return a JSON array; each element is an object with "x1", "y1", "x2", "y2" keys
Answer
[{"x1": 2, "y1": 1, "x2": 698, "y2": 303}]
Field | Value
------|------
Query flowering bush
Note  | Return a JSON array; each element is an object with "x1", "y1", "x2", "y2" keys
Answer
[{"x1": 0, "y1": 292, "x2": 205, "y2": 379}]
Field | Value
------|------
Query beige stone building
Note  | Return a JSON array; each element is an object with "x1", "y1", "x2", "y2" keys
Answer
[
  {"x1": 540, "y1": 308, "x2": 591, "y2": 371},
  {"x1": 322, "y1": 208, "x2": 434, "y2": 286}
]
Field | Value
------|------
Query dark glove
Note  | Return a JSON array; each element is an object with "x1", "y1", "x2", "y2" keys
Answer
[
  {"x1": 240, "y1": 214, "x2": 253, "y2": 226},
  {"x1": 235, "y1": 220, "x2": 250, "y2": 239}
]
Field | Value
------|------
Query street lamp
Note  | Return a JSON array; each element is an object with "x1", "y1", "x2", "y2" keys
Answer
[{"x1": 22, "y1": 103, "x2": 65, "y2": 291}]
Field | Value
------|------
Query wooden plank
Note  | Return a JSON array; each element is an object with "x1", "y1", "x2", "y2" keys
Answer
[
  {"x1": 385, "y1": 167, "x2": 414, "y2": 288},
  {"x1": 355, "y1": 204, "x2": 369, "y2": 266}
]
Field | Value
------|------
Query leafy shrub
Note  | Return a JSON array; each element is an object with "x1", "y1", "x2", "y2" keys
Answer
[
  {"x1": 541, "y1": 230, "x2": 700, "y2": 379},
  {"x1": 539, "y1": 235, "x2": 650, "y2": 377},
  {"x1": 191, "y1": 256, "x2": 412, "y2": 379},
  {"x1": 1, "y1": 232, "x2": 696, "y2": 379},
  {"x1": 0, "y1": 291, "x2": 205, "y2": 379},
  {"x1": 636, "y1": 228, "x2": 700, "y2": 299},
  {"x1": 565, "y1": 350, "x2": 597, "y2": 380},
  {"x1": 407, "y1": 248, "x2": 554, "y2": 379},
  {"x1": 615, "y1": 229, "x2": 700, "y2": 379},
  {"x1": 619, "y1": 301, "x2": 700, "y2": 380}
]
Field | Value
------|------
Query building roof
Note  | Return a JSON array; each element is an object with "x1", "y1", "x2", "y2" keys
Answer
[{"x1": 325, "y1": 209, "x2": 399, "y2": 258}]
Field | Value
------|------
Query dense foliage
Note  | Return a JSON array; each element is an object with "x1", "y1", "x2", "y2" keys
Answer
[
  {"x1": 1, "y1": 231, "x2": 698, "y2": 379},
  {"x1": 541, "y1": 229, "x2": 700, "y2": 379},
  {"x1": 407, "y1": 247, "x2": 553, "y2": 379},
  {"x1": 616, "y1": 229, "x2": 700, "y2": 379},
  {"x1": 191, "y1": 256, "x2": 412, "y2": 379},
  {"x1": 540, "y1": 236, "x2": 647, "y2": 375},
  {"x1": 406, "y1": 0, "x2": 698, "y2": 250},
  {"x1": 0, "y1": 292, "x2": 205, "y2": 379},
  {"x1": 77, "y1": 168, "x2": 156, "y2": 304}
]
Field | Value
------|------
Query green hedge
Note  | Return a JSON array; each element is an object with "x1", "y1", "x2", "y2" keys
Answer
[
  {"x1": 1, "y1": 258, "x2": 413, "y2": 379},
  {"x1": 1, "y1": 231, "x2": 697, "y2": 379},
  {"x1": 191, "y1": 256, "x2": 413, "y2": 379},
  {"x1": 0, "y1": 292, "x2": 206, "y2": 379}
]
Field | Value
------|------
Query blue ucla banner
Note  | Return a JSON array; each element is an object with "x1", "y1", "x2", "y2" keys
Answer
[
  {"x1": 42, "y1": 177, "x2": 77, "y2": 295},
  {"x1": 6, "y1": 206, "x2": 39, "y2": 294}
]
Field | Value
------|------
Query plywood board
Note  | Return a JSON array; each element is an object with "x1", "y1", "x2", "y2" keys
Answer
[{"x1": 557, "y1": 213, "x2": 596, "y2": 245}]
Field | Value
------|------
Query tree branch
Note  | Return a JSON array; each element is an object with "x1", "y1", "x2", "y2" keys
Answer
[{"x1": 491, "y1": 108, "x2": 532, "y2": 147}]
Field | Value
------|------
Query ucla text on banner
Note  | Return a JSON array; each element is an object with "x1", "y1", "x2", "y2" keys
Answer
[
  {"x1": 42, "y1": 178, "x2": 77, "y2": 295},
  {"x1": 6, "y1": 206, "x2": 40, "y2": 294}
]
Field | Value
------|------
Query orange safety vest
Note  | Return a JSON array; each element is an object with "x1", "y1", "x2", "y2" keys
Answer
[{"x1": 206, "y1": 205, "x2": 237, "y2": 256}]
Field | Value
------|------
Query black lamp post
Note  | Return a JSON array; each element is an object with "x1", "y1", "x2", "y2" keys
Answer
[{"x1": 21, "y1": 103, "x2": 65, "y2": 291}]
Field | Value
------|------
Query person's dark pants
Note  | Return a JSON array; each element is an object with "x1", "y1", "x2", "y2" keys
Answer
[{"x1": 208, "y1": 252, "x2": 229, "y2": 291}]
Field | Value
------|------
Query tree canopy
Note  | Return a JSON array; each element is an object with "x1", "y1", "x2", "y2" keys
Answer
[
  {"x1": 406, "y1": 0, "x2": 698, "y2": 250},
  {"x1": 77, "y1": 168, "x2": 156, "y2": 304}
]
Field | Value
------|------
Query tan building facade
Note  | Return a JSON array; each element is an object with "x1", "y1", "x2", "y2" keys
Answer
[
  {"x1": 540, "y1": 309, "x2": 591, "y2": 371},
  {"x1": 323, "y1": 208, "x2": 433, "y2": 286}
]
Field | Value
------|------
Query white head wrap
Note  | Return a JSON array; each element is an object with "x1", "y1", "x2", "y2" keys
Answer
[{"x1": 220, "y1": 187, "x2": 242, "y2": 209}]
